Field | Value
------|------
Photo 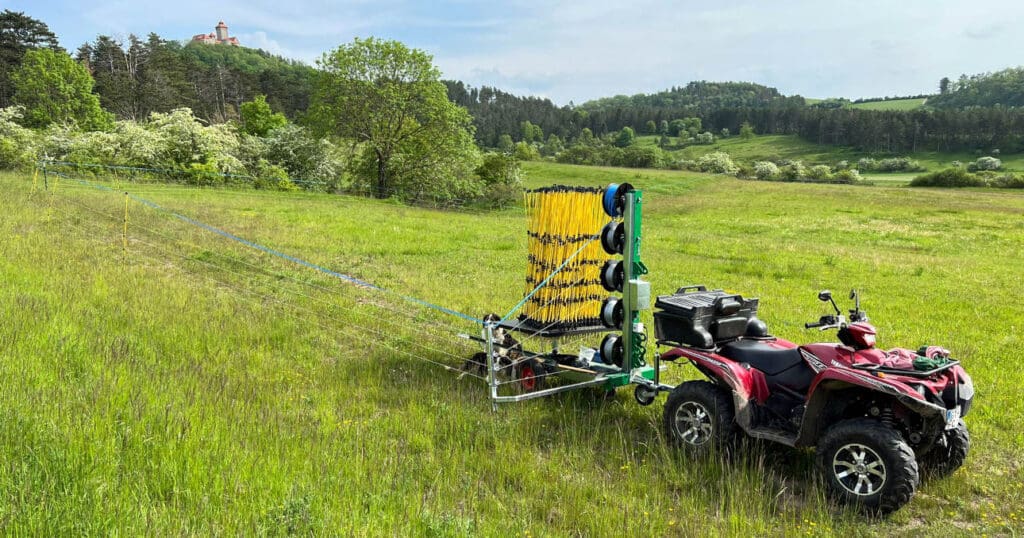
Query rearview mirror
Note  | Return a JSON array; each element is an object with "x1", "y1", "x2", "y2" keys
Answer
[{"x1": 818, "y1": 290, "x2": 832, "y2": 302}]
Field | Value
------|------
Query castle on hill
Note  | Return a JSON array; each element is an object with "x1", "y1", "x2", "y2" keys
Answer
[{"x1": 191, "y1": 21, "x2": 240, "y2": 46}]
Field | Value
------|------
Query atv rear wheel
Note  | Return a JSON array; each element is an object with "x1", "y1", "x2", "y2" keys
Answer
[
  {"x1": 663, "y1": 381, "x2": 737, "y2": 452},
  {"x1": 919, "y1": 419, "x2": 969, "y2": 479},
  {"x1": 817, "y1": 418, "x2": 918, "y2": 514}
]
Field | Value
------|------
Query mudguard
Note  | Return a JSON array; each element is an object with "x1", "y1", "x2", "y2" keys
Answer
[
  {"x1": 795, "y1": 367, "x2": 948, "y2": 447},
  {"x1": 661, "y1": 347, "x2": 770, "y2": 404}
]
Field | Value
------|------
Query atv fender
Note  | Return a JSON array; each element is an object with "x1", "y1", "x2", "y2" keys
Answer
[
  {"x1": 662, "y1": 347, "x2": 771, "y2": 437},
  {"x1": 796, "y1": 370, "x2": 949, "y2": 447}
]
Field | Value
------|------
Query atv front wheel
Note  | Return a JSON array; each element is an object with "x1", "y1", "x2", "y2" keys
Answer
[
  {"x1": 663, "y1": 381, "x2": 737, "y2": 451},
  {"x1": 919, "y1": 419, "x2": 969, "y2": 479},
  {"x1": 817, "y1": 418, "x2": 918, "y2": 514}
]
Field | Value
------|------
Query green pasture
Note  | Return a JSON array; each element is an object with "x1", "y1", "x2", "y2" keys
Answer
[
  {"x1": 1, "y1": 163, "x2": 1022, "y2": 535},
  {"x1": 851, "y1": 98, "x2": 928, "y2": 111},
  {"x1": 637, "y1": 134, "x2": 1024, "y2": 185}
]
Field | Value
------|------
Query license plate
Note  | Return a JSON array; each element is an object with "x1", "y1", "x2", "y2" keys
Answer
[{"x1": 945, "y1": 406, "x2": 961, "y2": 429}]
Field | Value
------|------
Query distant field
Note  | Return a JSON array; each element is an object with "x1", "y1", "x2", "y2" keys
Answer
[
  {"x1": 851, "y1": 98, "x2": 928, "y2": 111},
  {"x1": 636, "y1": 134, "x2": 1022, "y2": 185},
  {"x1": 3, "y1": 164, "x2": 1024, "y2": 535}
]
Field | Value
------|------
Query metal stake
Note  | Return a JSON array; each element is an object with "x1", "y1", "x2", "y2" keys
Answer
[
  {"x1": 122, "y1": 192, "x2": 129, "y2": 258},
  {"x1": 485, "y1": 321, "x2": 498, "y2": 411}
]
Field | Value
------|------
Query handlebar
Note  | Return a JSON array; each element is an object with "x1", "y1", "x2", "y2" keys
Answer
[{"x1": 805, "y1": 315, "x2": 841, "y2": 330}]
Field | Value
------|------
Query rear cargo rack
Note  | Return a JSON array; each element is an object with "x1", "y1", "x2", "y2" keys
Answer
[{"x1": 652, "y1": 285, "x2": 763, "y2": 348}]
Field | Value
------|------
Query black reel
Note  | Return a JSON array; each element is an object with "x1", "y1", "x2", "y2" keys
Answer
[
  {"x1": 600, "y1": 260, "x2": 624, "y2": 292},
  {"x1": 600, "y1": 221, "x2": 625, "y2": 255},
  {"x1": 600, "y1": 333, "x2": 624, "y2": 368},
  {"x1": 600, "y1": 296, "x2": 624, "y2": 329}
]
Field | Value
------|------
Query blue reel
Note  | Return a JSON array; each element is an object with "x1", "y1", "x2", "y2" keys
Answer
[{"x1": 602, "y1": 182, "x2": 634, "y2": 217}]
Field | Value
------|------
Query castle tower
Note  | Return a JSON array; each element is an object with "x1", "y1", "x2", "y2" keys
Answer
[{"x1": 215, "y1": 21, "x2": 228, "y2": 41}]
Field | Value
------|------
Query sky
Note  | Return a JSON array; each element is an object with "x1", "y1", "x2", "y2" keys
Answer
[{"x1": 8, "y1": 0, "x2": 1024, "y2": 105}]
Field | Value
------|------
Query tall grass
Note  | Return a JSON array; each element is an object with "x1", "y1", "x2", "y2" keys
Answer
[{"x1": 1, "y1": 165, "x2": 1022, "y2": 535}]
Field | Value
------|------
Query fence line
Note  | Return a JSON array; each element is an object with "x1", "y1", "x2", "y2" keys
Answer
[
  {"x1": 48, "y1": 169, "x2": 483, "y2": 325},
  {"x1": 32, "y1": 164, "x2": 610, "y2": 396},
  {"x1": 46, "y1": 194, "x2": 488, "y2": 382}
]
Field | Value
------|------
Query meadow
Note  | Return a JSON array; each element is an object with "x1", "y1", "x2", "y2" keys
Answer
[
  {"x1": 850, "y1": 98, "x2": 928, "y2": 111},
  {"x1": 1, "y1": 162, "x2": 1023, "y2": 535},
  {"x1": 638, "y1": 134, "x2": 1024, "y2": 184}
]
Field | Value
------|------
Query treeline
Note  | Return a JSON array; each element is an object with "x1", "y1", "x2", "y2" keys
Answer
[
  {"x1": 459, "y1": 84, "x2": 1024, "y2": 153},
  {"x1": 77, "y1": 34, "x2": 314, "y2": 123},
  {"x1": 443, "y1": 80, "x2": 582, "y2": 147},
  {"x1": 930, "y1": 68, "x2": 1024, "y2": 109},
  {"x1": 791, "y1": 107, "x2": 1024, "y2": 153},
  {"x1": 579, "y1": 81, "x2": 804, "y2": 112},
  {"x1": 445, "y1": 80, "x2": 805, "y2": 147}
]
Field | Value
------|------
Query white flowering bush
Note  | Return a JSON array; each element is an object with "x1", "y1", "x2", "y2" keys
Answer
[
  {"x1": 696, "y1": 151, "x2": 739, "y2": 175},
  {"x1": 753, "y1": 161, "x2": 779, "y2": 180},
  {"x1": 12, "y1": 107, "x2": 343, "y2": 190},
  {"x1": 263, "y1": 125, "x2": 346, "y2": 188},
  {"x1": 971, "y1": 156, "x2": 1002, "y2": 171},
  {"x1": 833, "y1": 169, "x2": 862, "y2": 183},
  {"x1": 806, "y1": 164, "x2": 834, "y2": 181},
  {"x1": 780, "y1": 160, "x2": 806, "y2": 180},
  {"x1": 0, "y1": 107, "x2": 39, "y2": 169}
]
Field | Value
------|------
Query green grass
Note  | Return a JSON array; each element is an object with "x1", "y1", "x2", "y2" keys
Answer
[
  {"x1": 2, "y1": 165, "x2": 1024, "y2": 535},
  {"x1": 850, "y1": 98, "x2": 928, "y2": 111}
]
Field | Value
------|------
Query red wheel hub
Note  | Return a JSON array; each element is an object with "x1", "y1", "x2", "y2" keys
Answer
[{"x1": 520, "y1": 364, "x2": 538, "y2": 391}]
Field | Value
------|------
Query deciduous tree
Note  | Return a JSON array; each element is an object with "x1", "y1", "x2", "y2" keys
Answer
[
  {"x1": 615, "y1": 126, "x2": 636, "y2": 147},
  {"x1": 0, "y1": 10, "x2": 60, "y2": 107},
  {"x1": 310, "y1": 38, "x2": 478, "y2": 201},
  {"x1": 12, "y1": 48, "x2": 109, "y2": 129},
  {"x1": 240, "y1": 94, "x2": 286, "y2": 136}
]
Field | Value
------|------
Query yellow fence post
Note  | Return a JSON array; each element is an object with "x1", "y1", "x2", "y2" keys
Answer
[
  {"x1": 46, "y1": 169, "x2": 58, "y2": 220},
  {"x1": 123, "y1": 192, "x2": 129, "y2": 258}
]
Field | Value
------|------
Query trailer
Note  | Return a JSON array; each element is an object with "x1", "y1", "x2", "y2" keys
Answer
[{"x1": 468, "y1": 183, "x2": 672, "y2": 409}]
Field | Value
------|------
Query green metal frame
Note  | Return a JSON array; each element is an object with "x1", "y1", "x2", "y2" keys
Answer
[
  {"x1": 603, "y1": 188, "x2": 654, "y2": 389},
  {"x1": 487, "y1": 185, "x2": 662, "y2": 408}
]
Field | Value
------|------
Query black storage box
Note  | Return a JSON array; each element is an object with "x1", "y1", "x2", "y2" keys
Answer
[{"x1": 653, "y1": 285, "x2": 761, "y2": 348}]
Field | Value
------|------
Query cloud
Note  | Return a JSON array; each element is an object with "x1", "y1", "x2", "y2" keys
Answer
[
  {"x1": 234, "y1": 31, "x2": 287, "y2": 55},
  {"x1": 963, "y1": 23, "x2": 1005, "y2": 40}
]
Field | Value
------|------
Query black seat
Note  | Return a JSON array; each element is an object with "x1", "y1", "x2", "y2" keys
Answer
[{"x1": 719, "y1": 340, "x2": 804, "y2": 375}]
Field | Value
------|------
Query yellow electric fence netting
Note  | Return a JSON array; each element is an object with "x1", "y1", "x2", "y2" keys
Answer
[{"x1": 522, "y1": 186, "x2": 610, "y2": 331}]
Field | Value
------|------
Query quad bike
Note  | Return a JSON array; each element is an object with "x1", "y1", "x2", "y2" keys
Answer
[{"x1": 655, "y1": 286, "x2": 973, "y2": 514}]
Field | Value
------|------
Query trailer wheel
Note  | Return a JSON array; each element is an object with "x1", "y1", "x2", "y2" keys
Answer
[
  {"x1": 663, "y1": 381, "x2": 737, "y2": 451},
  {"x1": 516, "y1": 361, "x2": 544, "y2": 392},
  {"x1": 634, "y1": 384, "x2": 657, "y2": 406}
]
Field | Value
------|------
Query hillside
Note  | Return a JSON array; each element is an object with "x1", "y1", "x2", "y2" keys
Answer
[
  {"x1": 78, "y1": 34, "x2": 315, "y2": 122},
  {"x1": 579, "y1": 81, "x2": 806, "y2": 112}
]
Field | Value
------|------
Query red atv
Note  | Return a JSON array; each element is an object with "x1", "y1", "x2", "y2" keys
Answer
[{"x1": 655, "y1": 286, "x2": 973, "y2": 514}]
